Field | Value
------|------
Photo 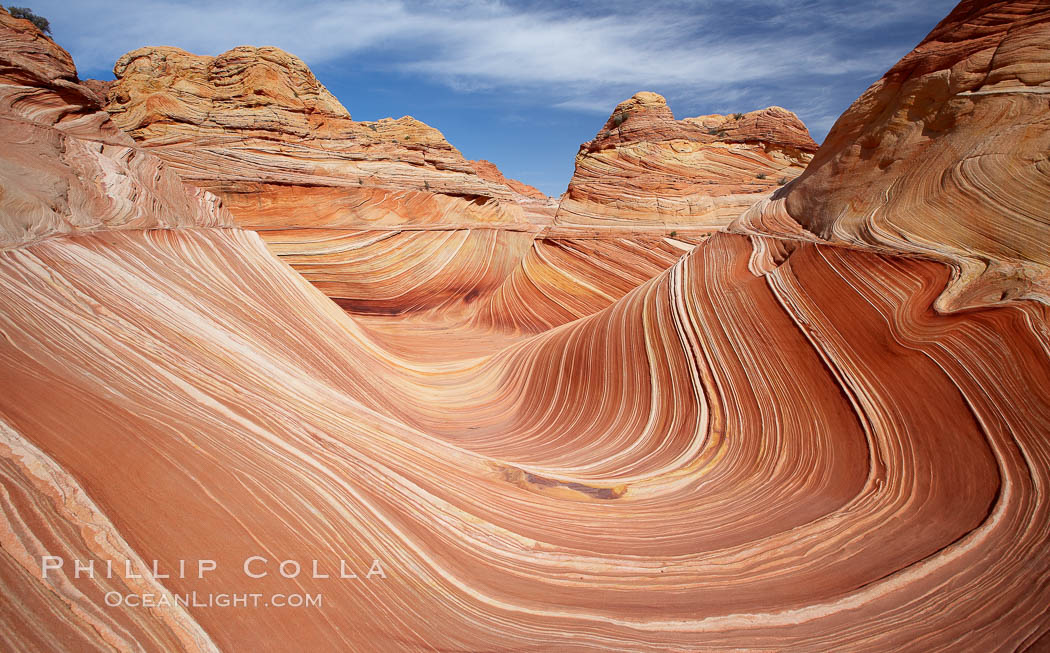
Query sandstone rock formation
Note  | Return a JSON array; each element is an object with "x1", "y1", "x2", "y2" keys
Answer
[
  {"x1": 2, "y1": 2, "x2": 1049, "y2": 651},
  {"x1": 96, "y1": 52, "x2": 812, "y2": 325},
  {"x1": 0, "y1": 13, "x2": 230, "y2": 250},
  {"x1": 552, "y1": 91, "x2": 817, "y2": 234},
  {"x1": 98, "y1": 45, "x2": 549, "y2": 315},
  {"x1": 466, "y1": 92, "x2": 817, "y2": 332},
  {"x1": 470, "y1": 158, "x2": 547, "y2": 199},
  {"x1": 733, "y1": 0, "x2": 1050, "y2": 313}
]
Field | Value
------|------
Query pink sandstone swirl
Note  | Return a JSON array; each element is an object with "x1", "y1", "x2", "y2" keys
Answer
[{"x1": 0, "y1": 3, "x2": 1049, "y2": 652}]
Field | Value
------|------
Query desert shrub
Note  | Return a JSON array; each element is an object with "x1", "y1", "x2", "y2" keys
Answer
[
  {"x1": 670, "y1": 230, "x2": 678, "y2": 238},
  {"x1": 732, "y1": 112, "x2": 743, "y2": 119},
  {"x1": 7, "y1": 6, "x2": 50, "y2": 34},
  {"x1": 778, "y1": 177, "x2": 789, "y2": 185},
  {"x1": 756, "y1": 173, "x2": 767, "y2": 179},
  {"x1": 611, "y1": 111, "x2": 629, "y2": 127}
]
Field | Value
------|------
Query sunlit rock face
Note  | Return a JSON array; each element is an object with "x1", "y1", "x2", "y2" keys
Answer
[
  {"x1": 467, "y1": 92, "x2": 818, "y2": 332},
  {"x1": 2, "y1": 2, "x2": 1050, "y2": 652},
  {"x1": 0, "y1": 12, "x2": 231, "y2": 249},
  {"x1": 552, "y1": 91, "x2": 818, "y2": 234},
  {"x1": 484, "y1": 92, "x2": 819, "y2": 334}
]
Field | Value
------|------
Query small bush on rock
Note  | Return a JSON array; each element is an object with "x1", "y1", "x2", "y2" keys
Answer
[{"x1": 7, "y1": 6, "x2": 50, "y2": 34}]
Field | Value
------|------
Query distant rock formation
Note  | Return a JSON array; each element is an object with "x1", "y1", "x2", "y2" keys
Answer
[
  {"x1": 480, "y1": 93, "x2": 819, "y2": 331},
  {"x1": 470, "y1": 159, "x2": 548, "y2": 199},
  {"x1": 102, "y1": 45, "x2": 529, "y2": 226},
  {"x1": 552, "y1": 91, "x2": 817, "y2": 234}
]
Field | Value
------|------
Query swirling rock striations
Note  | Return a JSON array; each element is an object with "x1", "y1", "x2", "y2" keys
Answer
[
  {"x1": 0, "y1": 11, "x2": 230, "y2": 250},
  {"x1": 733, "y1": 0, "x2": 1050, "y2": 312},
  {"x1": 470, "y1": 93, "x2": 816, "y2": 331},
  {"x1": 1, "y1": 2, "x2": 1050, "y2": 651},
  {"x1": 467, "y1": 232, "x2": 704, "y2": 332},
  {"x1": 488, "y1": 92, "x2": 819, "y2": 333}
]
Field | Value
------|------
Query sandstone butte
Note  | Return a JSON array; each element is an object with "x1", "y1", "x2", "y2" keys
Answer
[
  {"x1": 0, "y1": 0, "x2": 1049, "y2": 650},
  {"x1": 553, "y1": 90, "x2": 817, "y2": 234}
]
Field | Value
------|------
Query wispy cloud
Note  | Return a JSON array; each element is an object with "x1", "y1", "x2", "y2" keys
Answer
[
  {"x1": 29, "y1": 0, "x2": 959, "y2": 144},
  {"x1": 36, "y1": 1, "x2": 942, "y2": 86}
]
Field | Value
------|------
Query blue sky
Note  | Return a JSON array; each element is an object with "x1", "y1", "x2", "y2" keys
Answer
[{"x1": 32, "y1": 0, "x2": 959, "y2": 196}]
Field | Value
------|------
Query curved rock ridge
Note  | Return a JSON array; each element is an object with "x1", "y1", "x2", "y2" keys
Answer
[
  {"x1": 732, "y1": 0, "x2": 1050, "y2": 312},
  {"x1": 466, "y1": 233, "x2": 704, "y2": 333},
  {"x1": 2, "y1": 3, "x2": 1050, "y2": 651},
  {"x1": 552, "y1": 91, "x2": 818, "y2": 234}
]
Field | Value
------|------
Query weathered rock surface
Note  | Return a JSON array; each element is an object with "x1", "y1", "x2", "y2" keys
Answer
[
  {"x1": 552, "y1": 91, "x2": 817, "y2": 234},
  {"x1": 733, "y1": 0, "x2": 1050, "y2": 312},
  {"x1": 2, "y1": 2, "x2": 1049, "y2": 652},
  {"x1": 96, "y1": 46, "x2": 764, "y2": 325},
  {"x1": 101, "y1": 45, "x2": 533, "y2": 224},
  {"x1": 0, "y1": 11, "x2": 230, "y2": 250}
]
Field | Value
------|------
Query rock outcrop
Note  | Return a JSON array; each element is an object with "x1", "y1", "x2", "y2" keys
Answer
[
  {"x1": 552, "y1": 91, "x2": 817, "y2": 234},
  {"x1": 0, "y1": 12, "x2": 230, "y2": 250},
  {"x1": 2, "y1": 2, "x2": 1049, "y2": 651},
  {"x1": 733, "y1": 0, "x2": 1050, "y2": 312},
  {"x1": 94, "y1": 48, "x2": 747, "y2": 324},
  {"x1": 465, "y1": 93, "x2": 818, "y2": 332}
]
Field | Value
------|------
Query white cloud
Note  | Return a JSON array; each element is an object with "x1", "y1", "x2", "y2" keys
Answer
[
  {"x1": 27, "y1": 0, "x2": 959, "y2": 143},
  {"x1": 36, "y1": 0, "x2": 908, "y2": 88}
]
